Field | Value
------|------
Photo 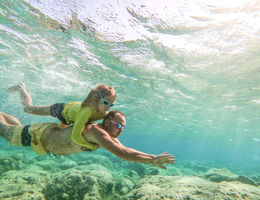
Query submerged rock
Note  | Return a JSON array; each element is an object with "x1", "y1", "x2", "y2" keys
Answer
[
  {"x1": 204, "y1": 168, "x2": 238, "y2": 182},
  {"x1": 0, "y1": 154, "x2": 23, "y2": 174},
  {"x1": 115, "y1": 177, "x2": 134, "y2": 195},
  {"x1": 69, "y1": 152, "x2": 115, "y2": 170},
  {"x1": 125, "y1": 162, "x2": 146, "y2": 178},
  {"x1": 0, "y1": 169, "x2": 50, "y2": 199},
  {"x1": 123, "y1": 175, "x2": 260, "y2": 200},
  {"x1": 44, "y1": 167, "x2": 114, "y2": 200},
  {"x1": 1, "y1": 151, "x2": 258, "y2": 200},
  {"x1": 251, "y1": 176, "x2": 260, "y2": 186},
  {"x1": 204, "y1": 168, "x2": 258, "y2": 186},
  {"x1": 236, "y1": 175, "x2": 257, "y2": 186},
  {"x1": 145, "y1": 167, "x2": 160, "y2": 176}
]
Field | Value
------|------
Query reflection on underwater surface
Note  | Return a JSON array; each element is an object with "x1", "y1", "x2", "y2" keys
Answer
[{"x1": 0, "y1": 0, "x2": 260, "y2": 199}]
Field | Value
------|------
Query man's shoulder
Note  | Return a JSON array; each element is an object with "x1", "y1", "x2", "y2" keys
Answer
[
  {"x1": 83, "y1": 124, "x2": 112, "y2": 146},
  {"x1": 84, "y1": 123, "x2": 104, "y2": 134},
  {"x1": 91, "y1": 124, "x2": 106, "y2": 134}
]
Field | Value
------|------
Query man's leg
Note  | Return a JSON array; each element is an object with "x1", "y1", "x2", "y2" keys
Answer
[
  {"x1": 9, "y1": 83, "x2": 51, "y2": 115},
  {"x1": 0, "y1": 112, "x2": 18, "y2": 141},
  {"x1": 0, "y1": 111, "x2": 22, "y2": 126}
]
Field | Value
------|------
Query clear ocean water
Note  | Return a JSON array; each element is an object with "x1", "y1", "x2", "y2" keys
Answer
[{"x1": 0, "y1": 0, "x2": 259, "y2": 178}]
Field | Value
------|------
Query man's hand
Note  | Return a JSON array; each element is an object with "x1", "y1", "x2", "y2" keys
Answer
[{"x1": 151, "y1": 152, "x2": 175, "y2": 169}]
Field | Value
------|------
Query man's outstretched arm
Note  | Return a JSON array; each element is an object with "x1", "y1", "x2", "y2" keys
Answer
[{"x1": 92, "y1": 129, "x2": 175, "y2": 169}]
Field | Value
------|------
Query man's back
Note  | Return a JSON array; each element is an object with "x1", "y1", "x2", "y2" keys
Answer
[{"x1": 42, "y1": 125, "x2": 84, "y2": 155}]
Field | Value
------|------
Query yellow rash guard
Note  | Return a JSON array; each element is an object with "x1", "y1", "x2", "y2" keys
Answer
[{"x1": 62, "y1": 102, "x2": 107, "y2": 149}]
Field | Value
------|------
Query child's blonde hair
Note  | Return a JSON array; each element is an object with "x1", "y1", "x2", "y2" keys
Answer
[{"x1": 81, "y1": 84, "x2": 116, "y2": 108}]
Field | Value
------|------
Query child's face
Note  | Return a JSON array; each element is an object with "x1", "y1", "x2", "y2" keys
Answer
[{"x1": 96, "y1": 93, "x2": 116, "y2": 113}]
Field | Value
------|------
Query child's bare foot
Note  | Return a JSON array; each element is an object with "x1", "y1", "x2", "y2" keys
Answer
[{"x1": 8, "y1": 83, "x2": 25, "y2": 93}]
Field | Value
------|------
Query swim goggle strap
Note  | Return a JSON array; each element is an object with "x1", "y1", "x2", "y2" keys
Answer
[{"x1": 98, "y1": 91, "x2": 114, "y2": 106}]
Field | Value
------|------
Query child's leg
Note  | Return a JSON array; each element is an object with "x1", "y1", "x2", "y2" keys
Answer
[{"x1": 9, "y1": 83, "x2": 51, "y2": 116}]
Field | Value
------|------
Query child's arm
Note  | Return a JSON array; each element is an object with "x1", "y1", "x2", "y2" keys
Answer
[{"x1": 71, "y1": 107, "x2": 95, "y2": 148}]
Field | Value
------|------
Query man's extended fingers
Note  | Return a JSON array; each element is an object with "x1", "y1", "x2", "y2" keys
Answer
[
  {"x1": 159, "y1": 155, "x2": 175, "y2": 160},
  {"x1": 153, "y1": 152, "x2": 175, "y2": 168},
  {"x1": 157, "y1": 164, "x2": 167, "y2": 169}
]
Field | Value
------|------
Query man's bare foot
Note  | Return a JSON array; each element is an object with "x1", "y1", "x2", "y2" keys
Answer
[{"x1": 8, "y1": 83, "x2": 25, "y2": 93}]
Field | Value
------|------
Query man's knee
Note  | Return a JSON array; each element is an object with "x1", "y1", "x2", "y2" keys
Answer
[
  {"x1": 0, "y1": 112, "x2": 5, "y2": 122},
  {"x1": 0, "y1": 112, "x2": 9, "y2": 124}
]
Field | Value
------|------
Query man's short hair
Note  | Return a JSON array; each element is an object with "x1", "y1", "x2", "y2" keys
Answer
[{"x1": 104, "y1": 110, "x2": 125, "y2": 121}]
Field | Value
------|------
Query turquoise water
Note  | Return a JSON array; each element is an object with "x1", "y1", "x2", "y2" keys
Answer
[{"x1": 0, "y1": 0, "x2": 260, "y2": 198}]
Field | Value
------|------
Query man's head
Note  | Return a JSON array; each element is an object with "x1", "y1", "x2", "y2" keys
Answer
[{"x1": 102, "y1": 110, "x2": 126, "y2": 138}]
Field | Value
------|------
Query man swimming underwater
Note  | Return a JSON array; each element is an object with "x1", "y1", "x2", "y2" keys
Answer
[{"x1": 0, "y1": 110, "x2": 175, "y2": 169}]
